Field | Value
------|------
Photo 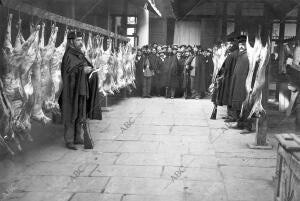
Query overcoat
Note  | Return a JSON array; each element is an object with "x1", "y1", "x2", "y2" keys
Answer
[
  {"x1": 228, "y1": 50, "x2": 249, "y2": 111},
  {"x1": 194, "y1": 54, "x2": 206, "y2": 93},
  {"x1": 217, "y1": 49, "x2": 239, "y2": 106},
  {"x1": 167, "y1": 55, "x2": 180, "y2": 88}
]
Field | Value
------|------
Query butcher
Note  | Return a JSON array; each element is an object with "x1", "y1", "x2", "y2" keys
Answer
[{"x1": 59, "y1": 31, "x2": 102, "y2": 150}]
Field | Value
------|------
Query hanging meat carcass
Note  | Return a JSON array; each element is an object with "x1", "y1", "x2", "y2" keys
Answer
[
  {"x1": 210, "y1": 43, "x2": 228, "y2": 92},
  {"x1": 124, "y1": 45, "x2": 136, "y2": 88},
  {"x1": 0, "y1": 79, "x2": 15, "y2": 156},
  {"x1": 240, "y1": 36, "x2": 271, "y2": 119},
  {"x1": 2, "y1": 14, "x2": 14, "y2": 97},
  {"x1": 14, "y1": 18, "x2": 26, "y2": 51},
  {"x1": 40, "y1": 24, "x2": 58, "y2": 112},
  {"x1": 90, "y1": 37, "x2": 113, "y2": 96},
  {"x1": 86, "y1": 32, "x2": 94, "y2": 63},
  {"x1": 49, "y1": 27, "x2": 68, "y2": 114},
  {"x1": 116, "y1": 45, "x2": 125, "y2": 88},
  {"x1": 11, "y1": 24, "x2": 40, "y2": 144},
  {"x1": 32, "y1": 22, "x2": 51, "y2": 124},
  {"x1": 1, "y1": 12, "x2": 41, "y2": 150}
]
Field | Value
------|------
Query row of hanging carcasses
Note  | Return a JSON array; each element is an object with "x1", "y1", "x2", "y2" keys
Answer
[{"x1": 0, "y1": 13, "x2": 136, "y2": 156}]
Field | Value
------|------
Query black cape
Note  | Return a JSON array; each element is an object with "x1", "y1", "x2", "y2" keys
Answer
[
  {"x1": 217, "y1": 49, "x2": 239, "y2": 106},
  {"x1": 59, "y1": 46, "x2": 102, "y2": 127}
]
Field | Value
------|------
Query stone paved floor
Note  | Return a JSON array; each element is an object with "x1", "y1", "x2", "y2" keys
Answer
[{"x1": 0, "y1": 97, "x2": 277, "y2": 201}]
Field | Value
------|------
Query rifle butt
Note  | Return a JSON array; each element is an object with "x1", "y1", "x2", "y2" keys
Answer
[{"x1": 210, "y1": 105, "x2": 218, "y2": 120}]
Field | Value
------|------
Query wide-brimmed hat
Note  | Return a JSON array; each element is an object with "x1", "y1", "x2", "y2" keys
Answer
[{"x1": 67, "y1": 31, "x2": 83, "y2": 39}]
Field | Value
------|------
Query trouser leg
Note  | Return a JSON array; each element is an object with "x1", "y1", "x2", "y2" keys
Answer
[
  {"x1": 64, "y1": 122, "x2": 75, "y2": 144},
  {"x1": 171, "y1": 88, "x2": 175, "y2": 98},
  {"x1": 142, "y1": 76, "x2": 147, "y2": 97},
  {"x1": 147, "y1": 77, "x2": 152, "y2": 96},
  {"x1": 190, "y1": 76, "x2": 195, "y2": 96},
  {"x1": 75, "y1": 95, "x2": 86, "y2": 142},
  {"x1": 227, "y1": 106, "x2": 234, "y2": 119},
  {"x1": 165, "y1": 87, "x2": 169, "y2": 98}
]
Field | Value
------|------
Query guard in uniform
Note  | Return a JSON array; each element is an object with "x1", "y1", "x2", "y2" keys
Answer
[{"x1": 59, "y1": 31, "x2": 102, "y2": 150}]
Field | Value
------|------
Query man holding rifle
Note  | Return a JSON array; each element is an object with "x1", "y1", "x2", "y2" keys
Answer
[{"x1": 59, "y1": 31, "x2": 102, "y2": 150}]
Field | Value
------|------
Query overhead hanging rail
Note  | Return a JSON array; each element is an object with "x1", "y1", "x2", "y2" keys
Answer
[{"x1": 1, "y1": 0, "x2": 129, "y2": 42}]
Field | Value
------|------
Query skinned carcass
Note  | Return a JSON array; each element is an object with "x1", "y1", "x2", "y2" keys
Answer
[
  {"x1": 241, "y1": 36, "x2": 271, "y2": 119},
  {"x1": 49, "y1": 28, "x2": 68, "y2": 114},
  {"x1": 86, "y1": 32, "x2": 94, "y2": 63},
  {"x1": 0, "y1": 79, "x2": 15, "y2": 156},
  {"x1": 209, "y1": 43, "x2": 228, "y2": 92},
  {"x1": 31, "y1": 22, "x2": 51, "y2": 124},
  {"x1": 2, "y1": 14, "x2": 41, "y2": 151},
  {"x1": 40, "y1": 24, "x2": 58, "y2": 112},
  {"x1": 14, "y1": 19, "x2": 26, "y2": 51},
  {"x1": 12, "y1": 24, "x2": 40, "y2": 143},
  {"x1": 90, "y1": 37, "x2": 112, "y2": 96}
]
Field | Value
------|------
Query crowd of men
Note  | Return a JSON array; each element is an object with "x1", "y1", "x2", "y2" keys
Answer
[{"x1": 134, "y1": 43, "x2": 214, "y2": 99}]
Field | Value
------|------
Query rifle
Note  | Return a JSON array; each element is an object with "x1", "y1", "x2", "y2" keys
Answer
[
  {"x1": 82, "y1": 119, "x2": 94, "y2": 149},
  {"x1": 210, "y1": 104, "x2": 217, "y2": 120},
  {"x1": 210, "y1": 76, "x2": 220, "y2": 120}
]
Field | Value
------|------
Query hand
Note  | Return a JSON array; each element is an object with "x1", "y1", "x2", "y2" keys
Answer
[
  {"x1": 84, "y1": 66, "x2": 93, "y2": 74},
  {"x1": 286, "y1": 58, "x2": 293, "y2": 66}
]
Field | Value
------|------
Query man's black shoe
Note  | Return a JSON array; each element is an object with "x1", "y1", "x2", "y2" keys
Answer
[{"x1": 66, "y1": 143, "x2": 77, "y2": 150}]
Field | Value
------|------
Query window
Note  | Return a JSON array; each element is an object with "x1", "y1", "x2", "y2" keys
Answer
[
  {"x1": 127, "y1": 28, "x2": 136, "y2": 36},
  {"x1": 127, "y1": 36, "x2": 136, "y2": 47},
  {"x1": 127, "y1": 17, "x2": 137, "y2": 25}
]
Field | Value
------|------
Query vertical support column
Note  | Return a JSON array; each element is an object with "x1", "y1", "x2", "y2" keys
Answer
[
  {"x1": 234, "y1": 2, "x2": 242, "y2": 34},
  {"x1": 137, "y1": 7, "x2": 149, "y2": 47},
  {"x1": 221, "y1": 2, "x2": 228, "y2": 39},
  {"x1": 296, "y1": 6, "x2": 300, "y2": 43},
  {"x1": 121, "y1": 0, "x2": 129, "y2": 48},
  {"x1": 249, "y1": 4, "x2": 272, "y2": 149}
]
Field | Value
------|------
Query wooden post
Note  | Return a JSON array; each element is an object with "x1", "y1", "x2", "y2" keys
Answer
[{"x1": 248, "y1": 3, "x2": 272, "y2": 149}]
